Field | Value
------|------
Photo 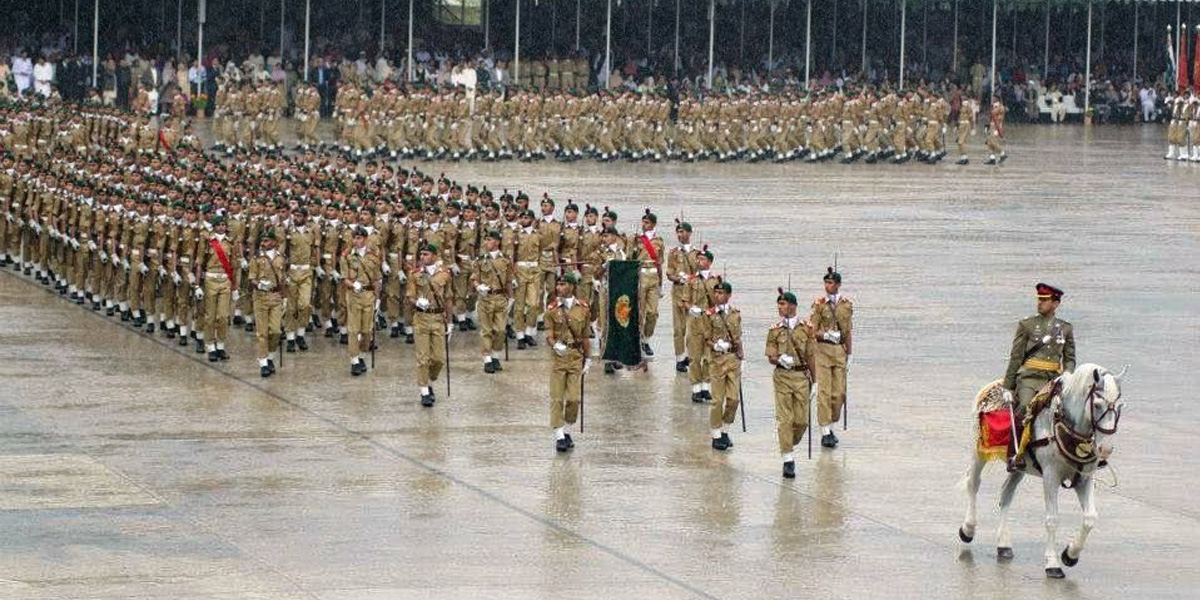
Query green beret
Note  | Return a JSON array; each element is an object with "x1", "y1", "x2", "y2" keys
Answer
[
  {"x1": 584, "y1": 204, "x2": 599, "y2": 216},
  {"x1": 777, "y1": 288, "x2": 798, "y2": 305},
  {"x1": 486, "y1": 230, "x2": 502, "y2": 241},
  {"x1": 565, "y1": 202, "x2": 579, "y2": 213},
  {"x1": 540, "y1": 196, "x2": 555, "y2": 207},
  {"x1": 352, "y1": 226, "x2": 369, "y2": 238},
  {"x1": 421, "y1": 243, "x2": 439, "y2": 254},
  {"x1": 210, "y1": 215, "x2": 226, "y2": 226},
  {"x1": 824, "y1": 267, "x2": 842, "y2": 283},
  {"x1": 521, "y1": 209, "x2": 536, "y2": 219},
  {"x1": 642, "y1": 209, "x2": 657, "y2": 224},
  {"x1": 603, "y1": 209, "x2": 618, "y2": 221},
  {"x1": 602, "y1": 226, "x2": 620, "y2": 236},
  {"x1": 559, "y1": 270, "x2": 582, "y2": 285},
  {"x1": 715, "y1": 281, "x2": 732, "y2": 293},
  {"x1": 675, "y1": 221, "x2": 692, "y2": 233},
  {"x1": 259, "y1": 229, "x2": 278, "y2": 241},
  {"x1": 700, "y1": 248, "x2": 714, "y2": 261}
]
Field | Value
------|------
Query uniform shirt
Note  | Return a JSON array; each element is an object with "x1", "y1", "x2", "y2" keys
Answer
[
  {"x1": 340, "y1": 246, "x2": 382, "y2": 293},
  {"x1": 1003, "y1": 314, "x2": 1076, "y2": 388},
  {"x1": 250, "y1": 249, "x2": 286, "y2": 295},
  {"x1": 544, "y1": 296, "x2": 590, "y2": 354},
  {"x1": 810, "y1": 294, "x2": 853, "y2": 352},
  {"x1": 766, "y1": 316, "x2": 813, "y2": 372},
  {"x1": 702, "y1": 304, "x2": 743, "y2": 358},
  {"x1": 406, "y1": 262, "x2": 452, "y2": 312},
  {"x1": 472, "y1": 250, "x2": 512, "y2": 295}
]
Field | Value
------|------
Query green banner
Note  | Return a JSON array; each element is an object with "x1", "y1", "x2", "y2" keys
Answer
[{"x1": 602, "y1": 260, "x2": 642, "y2": 366}]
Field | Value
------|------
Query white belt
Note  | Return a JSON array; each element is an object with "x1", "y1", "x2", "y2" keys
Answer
[
  {"x1": 205, "y1": 272, "x2": 228, "y2": 281},
  {"x1": 147, "y1": 249, "x2": 158, "y2": 256},
  {"x1": 179, "y1": 257, "x2": 191, "y2": 264},
  {"x1": 131, "y1": 249, "x2": 142, "y2": 255},
  {"x1": 388, "y1": 252, "x2": 400, "y2": 259},
  {"x1": 517, "y1": 261, "x2": 538, "y2": 268},
  {"x1": 541, "y1": 250, "x2": 554, "y2": 256},
  {"x1": 640, "y1": 267, "x2": 658, "y2": 274},
  {"x1": 457, "y1": 254, "x2": 472, "y2": 260},
  {"x1": 322, "y1": 253, "x2": 333, "y2": 259},
  {"x1": 290, "y1": 264, "x2": 311, "y2": 270}
]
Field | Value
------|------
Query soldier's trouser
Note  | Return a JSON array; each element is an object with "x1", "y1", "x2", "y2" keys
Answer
[
  {"x1": 74, "y1": 247, "x2": 91, "y2": 291},
  {"x1": 815, "y1": 342, "x2": 848, "y2": 426},
  {"x1": 956, "y1": 123, "x2": 970, "y2": 155},
  {"x1": 175, "y1": 274, "x2": 194, "y2": 324},
  {"x1": 986, "y1": 130, "x2": 1003, "y2": 155},
  {"x1": 345, "y1": 289, "x2": 374, "y2": 358},
  {"x1": 298, "y1": 115, "x2": 318, "y2": 145},
  {"x1": 453, "y1": 265, "x2": 472, "y2": 316},
  {"x1": 237, "y1": 266, "x2": 253, "y2": 316},
  {"x1": 549, "y1": 349, "x2": 583, "y2": 428},
  {"x1": 286, "y1": 268, "x2": 314, "y2": 334},
  {"x1": 541, "y1": 268, "x2": 556, "y2": 312},
  {"x1": 514, "y1": 265, "x2": 542, "y2": 334},
  {"x1": 142, "y1": 259, "x2": 161, "y2": 317},
  {"x1": 1015, "y1": 372, "x2": 1054, "y2": 412},
  {"x1": 687, "y1": 315, "x2": 710, "y2": 385},
  {"x1": 161, "y1": 275, "x2": 178, "y2": 322},
  {"x1": 478, "y1": 294, "x2": 507, "y2": 356},
  {"x1": 254, "y1": 292, "x2": 283, "y2": 358},
  {"x1": 840, "y1": 120, "x2": 857, "y2": 154},
  {"x1": 203, "y1": 276, "x2": 232, "y2": 344},
  {"x1": 414, "y1": 311, "x2": 446, "y2": 386},
  {"x1": 579, "y1": 280, "x2": 597, "y2": 324},
  {"x1": 671, "y1": 287, "x2": 689, "y2": 358},
  {"x1": 318, "y1": 276, "x2": 337, "y2": 323},
  {"x1": 892, "y1": 122, "x2": 908, "y2": 155},
  {"x1": 774, "y1": 368, "x2": 812, "y2": 454},
  {"x1": 924, "y1": 120, "x2": 941, "y2": 153},
  {"x1": 709, "y1": 353, "x2": 741, "y2": 429},
  {"x1": 864, "y1": 122, "x2": 882, "y2": 153},
  {"x1": 385, "y1": 258, "x2": 404, "y2": 324},
  {"x1": 638, "y1": 271, "x2": 660, "y2": 338},
  {"x1": 127, "y1": 257, "x2": 146, "y2": 313}
]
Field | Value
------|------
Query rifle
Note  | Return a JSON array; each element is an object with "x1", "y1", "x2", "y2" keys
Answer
[
  {"x1": 579, "y1": 352, "x2": 586, "y2": 433},
  {"x1": 834, "y1": 253, "x2": 848, "y2": 432}
]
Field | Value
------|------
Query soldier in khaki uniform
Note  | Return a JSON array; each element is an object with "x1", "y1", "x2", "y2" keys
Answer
[
  {"x1": 984, "y1": 97, "x2": 1008, "y2": 165},
  {"x1": 341, "y1": 226, "x2": 383, "y2": 376},
  {"x1": 629, "y1": 209, "x2": 664, "y2": 356},
  {"x1": 250, "y1": 229, "x2": 287, "y2": 377},
  {"x1": 685, "y1": 248, "x2": 719, "y2": 401},
  {"x1": 513, "y1": 209, "x2": 543, "y2": 348},
  {"x1": 955, "y1": 98, "x2": 979, "y2": 165},
  {"x1": 284, "y1": 208, "x2": 318, "y2": 352},
  {"x1": 545, "y1": 270, "x2": 591, "y2": 453},
  {"x1": 666, "y1": 220, "x2": 700, "y2": 372},
  {"x1": 408, "y1": 243, "x2": 452, "y2": 405},
  {"x1": 195, "y1": 216, "x2": 237, "y2": 362},
  {"x1": 1003, "y1": 283, "x2": 1075, "y2": 470},
  {"x1": 702, "y1": 281, "x2": 742, "y2": 451},
  {"x1": 810, "y1": 267, "x2": 853, "y2": 448},
  {"x1": 766, "y1": 289, "x2": 816, "y2": 479},
  {"x1": 472, "y1": 230, "x2": 512, "y2": 374}
]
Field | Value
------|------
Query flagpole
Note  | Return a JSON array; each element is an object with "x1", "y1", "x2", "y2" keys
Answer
[
  {"x1": 899, "y1": 0, "x2": 907, "y2": 90},
  {"x1": 1133, "y1": 2, "x2": 1139, "y2": 83},
  {"x1": 92, "y1": 0, "x2": 98, "y2": 86},
  {"x1": 805, "y1": 0, "x2": 812, "y2": 90},
  {"x1": 706, "y1": 0, "x2": 715, "y2": 89},
  {"x1": 304, "y1": 0, "x2": 310, "y2": 81},
  {"x1": 768, "y1": 0, "x2": 776, "y2": 77},
  {"x1": 514, "y1": 0, "x2": 521, "y2": 84},
  {"x1": 861, "y1": 0, "x2": 868, "y2": 77},
  {"x1": 604, "y1": 0, "x2": 612, "y2": 88},
  {"x1": 1084, "y1": 0, "x2": 1092, "y2": 117},
  {"x1": 990, "y1": 0, "x2": 997, "y2": 100},
  {"x1": 1043, "y1": 0, "x2": 1050, "y2": 81}
]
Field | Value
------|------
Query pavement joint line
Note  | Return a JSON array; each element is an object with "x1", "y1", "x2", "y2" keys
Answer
[{"x1": 0, "y1": 267, "x2": 724, "y2": 600}]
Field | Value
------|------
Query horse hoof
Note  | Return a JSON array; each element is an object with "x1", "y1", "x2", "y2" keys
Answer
[
  {"x1": 1061, "y1": 547, "x2": 1079, "y2": 567},
  {"x1": 997, "y1": 547, "x2": 1014, "y2": 561},
  {"x1": 958, "y1": 528, "x2": 974, "y2": 543},
  {"x1": 1045, "y1": 567, "x2": 1066, "y2": 579}
]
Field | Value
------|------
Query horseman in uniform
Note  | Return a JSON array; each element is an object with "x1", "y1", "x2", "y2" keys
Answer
[{"x1": 1003, "y1": 283, "x2": 1076, "y2": 470}]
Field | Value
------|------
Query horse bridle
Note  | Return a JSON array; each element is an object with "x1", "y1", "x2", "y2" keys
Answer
[{"x1": 1086, "y1": 381, "x2": 1123, "y2": 436}]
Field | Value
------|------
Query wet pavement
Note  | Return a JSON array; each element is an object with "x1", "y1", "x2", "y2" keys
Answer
[{"x1": 1, "y1": 123, "x2": 1198, "y2": 599}]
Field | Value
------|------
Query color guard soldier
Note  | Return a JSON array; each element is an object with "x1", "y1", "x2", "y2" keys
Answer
[
  {"x1": 766, "y1": 289, "x2": 816, "y2": 478},
  {"x1": 471, "y1": 230, "x2": 512, "y2": 373},
  {"x1": 702, "y1": 280, "x2": 742, "y2": 451},
  {"x1": 666, "y1": 220, "x2": 700, "y2": 372},
  {"x1": 408, "y1": 243, "x2": 452, "y2": 405},
  {"x1": 545, "y1": 270, "x2": 591, "y2": 452},
  {"x1": 984, "y1": 96, "x2": 1008, "y2": 165},
  {"x1": 630, "y1": 209, "x2": 664, "y2": 357},
  {"x1": 195, "y1": 216, "x2": 237, "y2": 362},
  {"x1": 811, "y1": 267, "x2": 853, "y2": 448},
  {"x1": 250, "y1": 229, "x2": 287, "y2": 377}
]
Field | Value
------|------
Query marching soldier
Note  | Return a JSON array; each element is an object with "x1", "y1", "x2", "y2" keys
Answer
[
  {"x1": 195, "y1": 216, "x2": 237, "y2": 362},
  {"x1": 702, "y1": 280, "x2": 742, "y2": 451},
  {"x1": 513, "y1": 209, "x2": 543, "y2": 349},
  {"x1": 341, "y1": 226, "x2": 382, "y2": 376},
  {"x1": 250, "y1": 229, "x2": 287, "y2": 377},
  {"x1": 666, "y1": 220, "x2": 701, "y2": 372},
  {"x1": 984, "y1": 96, "x2": 1008, "y2": 165},
  {"x1": 471, "y1": 230, "x2": 513, "y2": 373},
  {"x1": 544, "y1": 270, "x2": 590, "y2": 452},
  {"x1": 285, "y1": 208, "x2": 318, "y2": 352},
  {"x1": 685, "y1": 247, "x2": 719, "y2": 402},
  {"x1": 766, "y1": 288, "x2": 816, "y2": 478},
  {"x1": 408, "y1": 243, "x2": 452, "y2": 405},
  {"x1": 810, "y1": 267, "x2": 853, "y2": 448},
  {"x1": 1003, "y1": 283, "x2": 1075, "y2": 471},
  {"x1": 629, "y1": 209, "x2": 664, "y2": 357},
  {"x1": 536, "y1": 195, "x2": 562, "y2": 328},
  {"x1": 955, "y1": 98, "x2": 978, "y2": 165}
]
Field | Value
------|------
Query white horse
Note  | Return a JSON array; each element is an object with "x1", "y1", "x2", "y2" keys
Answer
[{"x1": 959, "y1": 364, "x2": 1126, "y2": 578}]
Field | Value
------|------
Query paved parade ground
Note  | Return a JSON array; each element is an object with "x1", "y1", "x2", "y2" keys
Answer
[{"x1": 2, "y1": 123, "x2": 1198, "y2": 599}]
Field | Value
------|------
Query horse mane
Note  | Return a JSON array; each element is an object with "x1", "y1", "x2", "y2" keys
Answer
[{"x1": 1059, "y1": 363, "x2": 1105, "y2": 399}]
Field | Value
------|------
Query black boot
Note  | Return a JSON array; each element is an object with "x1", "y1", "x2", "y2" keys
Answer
[
  {"x1": 261, "y1": 365, "x2": 271, "y2": 378},
  {"x1": 420, "y1": 391, "x2": 435, "y2": 407},
  {"x1": 484, "y1": 360, "x2": 496, "y2": 374},
  {"x1": 165, "y1": 327, "x2": 176, "y2": 339},
  {"x1": 178, "y1": 335, "x2": 188, "y2": 346},
  {"x1": 721, "y1": 433, "x2": 734, "y2": 448},
  {"x1": 565, "y1": 433, "x2": 575, "y2": 448},
  {"x1": 120, "y1": 310, "x2": 131, "y2": 322},
  {"x1": 711, "y1": 435, "x2": 730, "y2": 451},
  {"x1": 324, "y1": 326, "x2": 336, "y2": 338},
  {"x1": 506, "y1": 325, "x2": 516, "y2": 339},
  {"x1": 405, "y1": 332, "x2": 414, "y2": 344},
  {"x1": 604, "y1": 362, "x2": 616, "y2": 375},
  {"x1": 390, "y1": 325, "x2": 401, "y2": 338},
  {"x1": 783, "y1": 461, "x2": 796, "y2": 479},
  {"x1": 296, "y1": 336, "x2": 309, "y2": 351},
  {"x1": 691, "y1": 391, "x2": 706, "y2": 403},
  {"x1": 208, "y1": 350, "x2": 219, "y2": 362},
  {"x1": 517, "y1": 338, "x2": 528, "y2": 350},
  {"x1": 556, "y1": 437, "x2": 571, "y2": 453},
  {"x1": 145, "y1": 323, "x2": 155, "y2": 334},
  {"x1": 351, "y1": 361, "x2": 364, "y2": 376},
  {"x1": 821, "y1": 432, "x2": 839, "y2": 448},
  {"x1": 465, "y1": 318, "x2": 477, "y2": 331},
  {"x1": 92, "y1": 300, "x2": 101, "y2": 311},
  {"x1": 195, "y1": 339, "x2": 205, "y2": 353},
  {"x1": 641, "y1": 343, "x2": 654, "y2": 357},
  {"x1": 218, "y1": 349, "x2": 229, "y2": 361},
  {"x1": 457, "y1": 320, "x2": 468, "y2": 332},
  {"x1": 701, "y1": 390, "x2": 712, "y2": 400},
  {"x1": 675, "y1": 358, "x2": 689, "y2": 373},
  {"x1": 339, "y1": 333, "x2": 348, "y2": 345},
  {"x1": 286, "y1": 339, "x2": 296, "y2": 353},
  {"x1": 524, "y1": 337, "x2": 537, "y2": 348},
  {"x1": 106, "y1": 306, "x2": 115, "y2": 316},
  {"x1": 492, "y1": 358, "x2": 503, "y2": 372},
  {"x1": 267, "y1": 359, "x2": 276, "y2": 374},
  {"x1": 233, "y1": 315, "x2": 245, "y2": 326},
  {"x1": 244, "y1": 322, "x2": 255, "y2": 333}
]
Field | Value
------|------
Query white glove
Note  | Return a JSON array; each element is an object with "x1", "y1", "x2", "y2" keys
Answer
[
  {"x1": 714, "y1": 339, "x2": 731, "y2": 353},
  {"x1": 374, "y1": 299, "x2": 381, "y2": 311},
  {"x1": 194, "y1": 286, "x2": 204, "y2": 300},
  {"x1": 446, "y1": 323, "x2": 454, "y2": 336},
  {"x1": 1002, "y1": 389, "x2": 1015, "y2": 406},
  {"x1": 315, "y1": 265, "x2": 326, "y2": 277},
  {"x1": 172, "y1": 272, "x2": 181, "y2": 285},
  {"x1": 71, "y1": 238, "x2": 80, "y2": 250},
  {"x1": 397, "y1": 271, "x2": 408, "y2": 284},
  {"x1": 779, "y1": 353, "x2": 795, "y2": 369},
  {"x1": 100, "y1": 250, "x2": 109, "y2": 263},
  {"x1": 258, "y1": 280, "x2": 272, "y2": 291},
  {"x1": 353, "y1": 280, "x2": 363, "y2": 293},
  {"x1": 822, "y1": 331, "x2": 842, "y2": 344},
  {"x1": 583, "y1": 358, "x2": 593, "y2": 374},
  {"x1": 240, "y1": 258, "x2": 249, "y2": 269},
  {"x1": 416, "y1": 297, "x2": 430, "y2": 310},
  {"x1": 554, "y1": 341, "x2": 569, "y2": 356},
  {"x1": 139, "y1": 263, "x2": 149, "y2": 274},
  {"x1": 123, "y1": 259, "x2": 131, "y2": 271},
  {"x1": 688, "y1": 305, "x2": 702, "y2": 316},
  {"x1": 450, "y1": 264, "x2": 461, "y2": 275},
  {"x1": 382, "y1": 261, "x2": 391, "y2": 275},
  {"x1": 158, "y1": 265, "x2": 167, "y2": 277},
  {"x1": 187, "y1": 272, "x2": 196, "y2": 285},
  {"x1": 477, "y1": 284, "x2": 491, "y2": 295},
  {"x1": 33, "y1": 222, "x2": 42, "y2": 234},
  {"x1": 87, "y1": 240, "x2": 97, "y2": 251},
  {"x1": 331, "y1": 270, "x2": 342, "y2": 280},
  {"x1": 231, "y1": 290, "x2": 240, "y2": 303}
]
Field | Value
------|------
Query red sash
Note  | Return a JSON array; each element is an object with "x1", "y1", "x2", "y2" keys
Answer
[
  {"x1": 157, "y1": 129, "x2": 173, "y2": 153},
  {"x1": 208, "y1": 238, "x2": 235, "y2": 281},
  {"x1": 638, "y1": 235, "x2": 660, "y2": 266}
]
